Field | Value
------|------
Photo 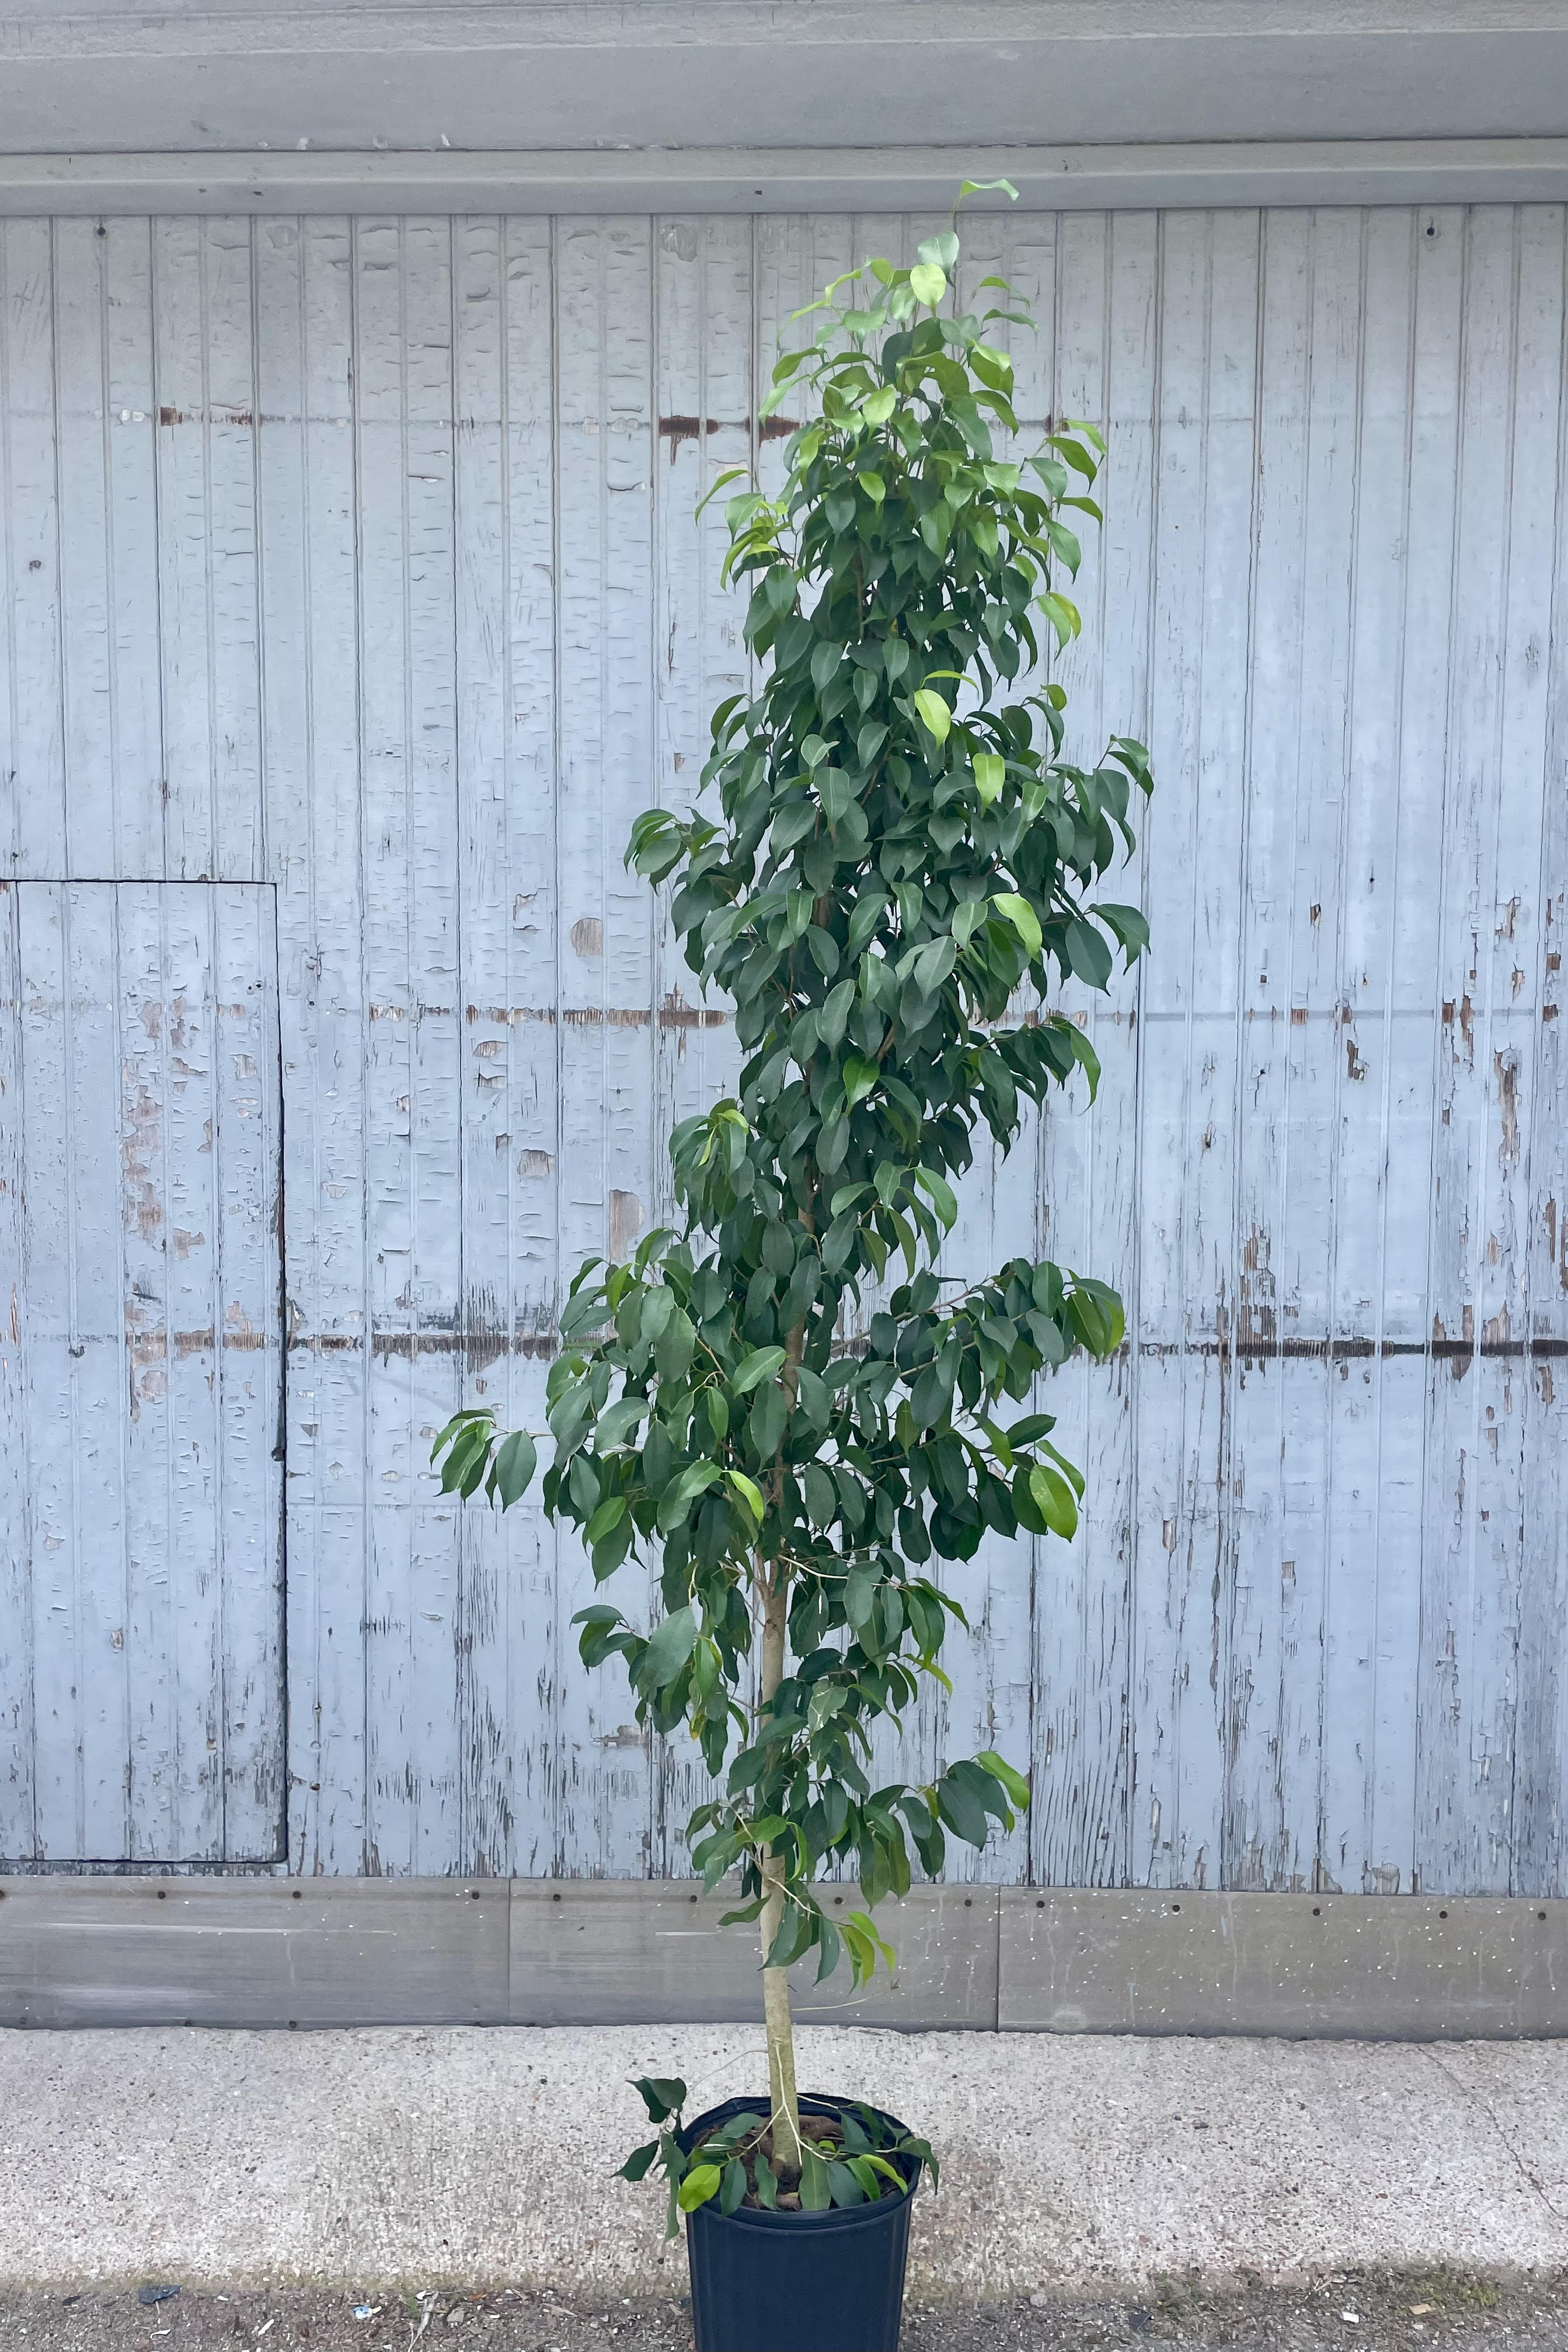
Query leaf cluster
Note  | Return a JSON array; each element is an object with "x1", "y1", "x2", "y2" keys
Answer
[
  {"x1": 433, "y1": 218, "x2": 1152, "y2": 1991},
  {"x1": 620, "y1": 2077, "x2": 934, "y2": 2239}
]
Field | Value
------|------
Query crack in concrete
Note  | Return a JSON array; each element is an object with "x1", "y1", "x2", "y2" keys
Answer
[{"x1": 1419, "y1": 2044, "x2": 1568, "y2": 2231}]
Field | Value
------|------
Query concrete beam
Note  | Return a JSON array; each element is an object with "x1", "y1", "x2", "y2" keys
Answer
[
  {"x1": 5, "y1": 1876, "x2": 1568, "y2": 2036},
  {"x1": 1, "y1": 5, "x2": 1566, "y2": 159},
  {"x1": 0, "y1": 140, "x2": 1564, "y2": 215}
]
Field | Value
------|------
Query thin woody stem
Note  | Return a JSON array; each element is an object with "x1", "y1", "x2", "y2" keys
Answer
[{"x1": 758, "y1": 1546, "x2": 802, "y2": 2169}]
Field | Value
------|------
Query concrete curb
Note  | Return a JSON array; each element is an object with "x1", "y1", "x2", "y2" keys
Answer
[
  {"x1": 4, "y1": 2025, "x2": 1568, "y2": 2295},
  {"x1": 6, "y1": 1879, "x2": 1568, "y2": 2037}
]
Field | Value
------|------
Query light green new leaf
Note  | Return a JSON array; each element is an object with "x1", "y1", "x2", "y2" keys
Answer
[
  {"x1": 1029, "y1": 1464, "x2": 1079, "y2": 1540},
  {"x1": 912, "y1": 688, "x2": 950, "y2": 744},
  {"x1": 725, "y1": 1468, "x2": 766, "y2": 1524},
  {"x1": 976, "y1": 1748, "x2": 1032, "y2": 1811},
  {"x1": 678, "y1": 2165, "x2": 722, "y2": 2214},
  {"x1": 908, "y1": 262, "x2": 947, "y2": 306},
  {"x1": 972, "y1": 752, "x2": 1004, "y2": 806},
  {"x1": 991, "y1": 891, "x2": 1043, "y2": 959}
]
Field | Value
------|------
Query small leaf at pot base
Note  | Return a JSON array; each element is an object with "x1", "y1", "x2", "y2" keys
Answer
[
  {"x1": 678, "y1": 2164, "x2": 723, "y2": 2214},
  {"x1": 632, "y1": 2076, "x2": 688, "y2": 2124}
]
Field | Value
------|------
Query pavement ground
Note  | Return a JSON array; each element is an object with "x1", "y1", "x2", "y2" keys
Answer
[{"x1": 3, "y1": 2025, "x2": 1567, "y2": 2346}]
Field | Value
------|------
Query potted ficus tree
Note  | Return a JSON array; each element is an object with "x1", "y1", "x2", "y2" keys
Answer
[{"x1": 433, "y1": 187, "x2": 1152, "y2": 2352}]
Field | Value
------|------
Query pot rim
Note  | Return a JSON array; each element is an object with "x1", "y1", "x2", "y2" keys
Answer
[{"x1": 677, "y1": 2093, "x2": 923, "y2": 2233}]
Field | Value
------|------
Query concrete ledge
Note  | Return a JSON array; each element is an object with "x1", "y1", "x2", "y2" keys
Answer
[
  {"x1": 0, "y1": 140, "x2": 1564, "y2": 217},
  {"x1": 509, "y1": 1881, "x2": 996, "y2": 2030},
  {"x1": 5, "y1": 1876, "x2": 1567, "y2": 2034},
  {"x1": 1002, "y1": 1890, "x2": 1568, "y2": 2037},
  {"x1": 0, "y1": 1877, "x2": 511, "y2": 2029}
]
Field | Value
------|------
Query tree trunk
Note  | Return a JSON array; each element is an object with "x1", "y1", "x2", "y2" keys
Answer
[{"x1": 758, "y1": 1561, "x2": 802, "y2": 2170}]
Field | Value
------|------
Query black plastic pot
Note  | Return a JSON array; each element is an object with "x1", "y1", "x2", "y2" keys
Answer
[{"x1": 679, "y1": 2094, "x2": 921, "y2": 2352}]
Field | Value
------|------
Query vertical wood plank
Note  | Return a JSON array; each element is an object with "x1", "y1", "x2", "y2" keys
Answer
[
  {"x1": 1132, "y1": 212, "x2": 1261, "y2": 1890},
  {"x1": 1514, "y1": 210, "x2": 1568, "y2": 1902},
  {"x1": 451, "y1": 212, "x2": 561, "y2": 1877},
  {"x1": 553, "y1": 217, "x2": 657, "y2": 1876},
  {"x1": 1417, "y1": 208, "x2": 1527, "y2": 1894},
  {"x1": 211, "y1": 881, "x2": 286, "y2": 1855},
  {"x1": 1033, "y1": 210, "x2": 1156, "y2": 1890},
  {"x1": 152, "y1": 217, "x2": 264, "y2": 884},
  {"x1": 354, "y1": 217, "x2": 464, "y2": 1874},
  {"x1": 0, "y1": 882, "x2": 34, "y2": 1853},
  {"x1": 115, "y1": 881, "x2": 213, "y2": 1855},
  {"x1": 649, "y1": 213, "x2": 751, "y2": 1876},
  {"x1": 32, "y1": 883, "x2": 130, "y2": 1855},
  {"x1": 1320, "y1": 211, "x2": 1424, "y2": 1895},
  {"x1": 253, "y1": 214, "x2": 371, "y2": 1877},
  {"x1": 1, "y1": 221, "x2": 67, "y2": 879},
  {"x1": 54, "y1": 221, "x2": 165, "y2": 880}
]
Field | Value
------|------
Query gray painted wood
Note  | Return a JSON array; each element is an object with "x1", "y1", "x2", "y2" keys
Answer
[
  {"x1": 0, "y1": 880, "x2": 284, "y2": 1862},
  {"x1": 1, "y1": 207, "x2": 1564, "y2": 1893}
]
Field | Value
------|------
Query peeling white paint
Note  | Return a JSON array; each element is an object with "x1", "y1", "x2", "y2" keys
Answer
[{"x1": 0, "y1": 207, "x2": 1563, "y2": 1893}]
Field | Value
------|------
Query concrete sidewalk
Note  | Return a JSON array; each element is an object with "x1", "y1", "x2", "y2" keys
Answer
[{"x1": 3, "y1": 2025, "x2": 1568, "y2": 2296}]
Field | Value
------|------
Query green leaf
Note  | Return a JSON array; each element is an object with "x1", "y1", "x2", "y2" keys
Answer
[
  {"x1": 596, "y1": 1395, "x2": 649, "y2": 1451},
  {"x1": 843, "y1": 1055, "x2": 880, "y2": 1109},
  {"x1": 908, "y1": 262, "x2": 947, "y2": 306},
  {"x1": 958, "y1": 175, "x2": 1019, "y2": 204},
  {"x1": 991, "y1": 891, "x2": 1042, "y2": 960},
  {"x1": 972, "y1": 753, "x2": 1005, "y2": 806},
  {"x1": 678, "y1": 2164, "x2": 722, "y2": 2214},
  {"x1": 976, "y1": 1748, "x2": 1032, "y2": 1811},
  {"x1": 725, "y1": 1468, "x2": 766, "y2": 1524},
  {"x1": 799, "y1": 2147, "x2": 832, "y2": 2211},
  {"x1": 917, "y1": 231, "x2": 960, "y2": 271},
  {"x1": 912, "y1": 688, "x2": 951, "y2": 744},
  {"x1": 732, "y1": 1344, "x2": 788, "y2": 1393},
  {"x1": 1029, "y1": 1464, "x2": 1079, "y2": 1539},
  {"x1": 490, "y1": 1428, "x2": 537, "y2": 1509},
  {"x1": 935, "y1": 1772, "x2": 991, "y2": 1846},
  {"x1": 585, "y1": 1494, "x2": 626, "y2": 1546},
  {"x1": 721, "y1": 2158, "x2": 747, "y2": 2217},
  {"x1": 641, "y1": 1604, "x2": 699, "y2": 1689},
  {"x1": 618, "y1": 2140, "x2": 660, "y2": 2182},
  {"x1": 632, "y1": 2076, "x2": 688, "y2": 2124}
]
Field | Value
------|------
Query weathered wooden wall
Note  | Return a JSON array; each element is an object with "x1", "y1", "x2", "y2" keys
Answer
[{"x1": 1, "y1": 207, "x2": 1563, "y2": 1891}]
